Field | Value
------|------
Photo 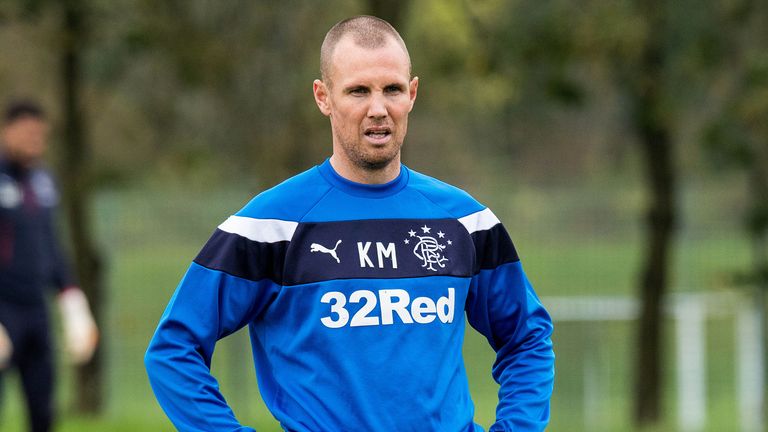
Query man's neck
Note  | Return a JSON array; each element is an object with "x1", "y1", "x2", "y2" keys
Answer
[
  {"x1": 329, "y1": 155, "x2": 401, "y2": 185},
  {"x1": 0, "y1": 153, "x2": 34, "y2": 172}
]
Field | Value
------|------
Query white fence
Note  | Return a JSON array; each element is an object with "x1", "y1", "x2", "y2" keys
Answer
[{"x1": 543, "y1": 292, "x2": 765, "y2": 432}]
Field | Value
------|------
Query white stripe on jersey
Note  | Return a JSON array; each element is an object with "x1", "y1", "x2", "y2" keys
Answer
[
  {"x1": 218, "y1": 216, "x2": 298, "y2": 243},
  {"x1": 458, "y1": 208, "x2": 500, "y2": 234}
]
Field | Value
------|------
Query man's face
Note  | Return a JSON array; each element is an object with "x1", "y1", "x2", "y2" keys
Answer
[
  {"x1": 314, "y1": 36, "x2": 418, "y2": 172},
  {"x1": 1, "y1": 116, "x2": 49, "y2": 166}
]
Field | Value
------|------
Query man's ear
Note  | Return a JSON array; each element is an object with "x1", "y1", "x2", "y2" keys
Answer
[
  {"x1": 408, "y1": 76, "x2": 419, "y2": 112},
  {"x1": 313, "y1": 79, "x2": 331, "y2": 116}
]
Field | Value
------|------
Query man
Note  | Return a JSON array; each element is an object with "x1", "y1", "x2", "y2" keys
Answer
[
  {"x1": 0, "y1": 100, "x2": 98, "y2": 432},
  {"x1": 146, "y1": 15, "x2": 554, "y2": 432}
]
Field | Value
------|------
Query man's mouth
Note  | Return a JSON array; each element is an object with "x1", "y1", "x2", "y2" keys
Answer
[{"x1": 364, "y1": 127, "x2": 392, "y2": 143}]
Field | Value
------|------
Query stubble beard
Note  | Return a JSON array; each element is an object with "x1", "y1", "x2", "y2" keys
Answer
[{"x1": 337, "y1": 132, "x2": 404, "y2": 172}]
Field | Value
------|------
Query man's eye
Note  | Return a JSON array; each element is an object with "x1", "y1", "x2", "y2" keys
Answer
[
  {"x1": 384, "y1": 86, "x2": 403, "y2": 94},
  {"x1": 349, "y1": 88, "x2": 368, "y2": 95}
]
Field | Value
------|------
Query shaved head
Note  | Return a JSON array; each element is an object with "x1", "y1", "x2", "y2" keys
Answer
[{"x1": 320, "y1": 15, "x2": 410, "y2": 85}]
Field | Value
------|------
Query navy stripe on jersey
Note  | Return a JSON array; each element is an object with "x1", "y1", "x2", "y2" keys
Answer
[
  {"x1": 470, "y1": 223, "x2": 520, "y2": 272},
  {"x1": 194, "y1": 229, "x2": 288, "y2": 283},
  {"x1": 193, "y1": 214, "x2": 517, "y2": 286},
  {"x1": 282, "y1": 219, "x2": 475, "y2": 285}
]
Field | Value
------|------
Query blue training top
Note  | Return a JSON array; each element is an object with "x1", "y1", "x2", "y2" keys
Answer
[{"x1": 145, "y1": 159, "x2": 555, "y2": 432}]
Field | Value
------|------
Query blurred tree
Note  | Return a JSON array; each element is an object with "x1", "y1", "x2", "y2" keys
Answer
[
  {"x1": 621, "y1": 1, "x2": 677, "y2": 425},
  {"x1": 703, "y1": 0, "x2": 768, "y2": 423},
  {"x1": 58, "y1": 0, "x2": 105, "y2": 414}
]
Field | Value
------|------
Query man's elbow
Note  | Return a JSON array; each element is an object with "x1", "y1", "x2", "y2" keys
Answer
[{"x1": 144, "y1": 337, "x2": 164, "y2": 381}]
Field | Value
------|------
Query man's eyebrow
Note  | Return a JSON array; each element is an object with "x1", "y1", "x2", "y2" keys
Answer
[
  {"x1": 385, "y1": 83, "x2": 405, "y2": 90},
  {"x1": 343, "y1": 84, "x2": 370, "y2": 93}
]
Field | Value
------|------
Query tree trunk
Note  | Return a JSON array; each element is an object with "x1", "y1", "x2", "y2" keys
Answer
[
  {"x1": 634, "y1": 116, "x2": 675, "y2": 426},
  {"x1": 632, "y1": 1, "x2": 677, "y2": 426},
  {"x1": 58, "y1": 0, "x2": 105, "y2": 414}
]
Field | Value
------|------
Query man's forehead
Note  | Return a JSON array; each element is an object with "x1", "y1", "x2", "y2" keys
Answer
[
  {"x1": 333, "y1": 33, "x2": 407, "y2": 58},
  {"x1": 328, "y1": 36, "x2": 411, "y2": 82}
]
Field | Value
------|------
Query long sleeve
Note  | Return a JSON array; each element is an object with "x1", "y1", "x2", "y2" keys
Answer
[
  {"x1": 31, "y1": 167, "x2": 75, "y2": 292},
  {"x1": 43, "y1": 208, "x2": 76, "y2": 291},
  {"x1": 145, "y1": 223, "x2": 284, "y2": 432},
  {"x1": 465, "y1": 221, "x2": 555, "y2": 432}
]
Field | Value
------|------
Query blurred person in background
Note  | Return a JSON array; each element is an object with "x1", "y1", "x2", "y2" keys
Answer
[
  {"x1": 146, "y1": 15, "x2": 554, "y2": 432},
  {"x1": 0, "y1": 100, "x2": 98, "y2": 432}
]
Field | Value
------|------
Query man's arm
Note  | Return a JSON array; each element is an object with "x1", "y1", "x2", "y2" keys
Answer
[
  {"x1": 41, "y1": 186, "x2": 99, "y2": 364},
  {"x1": 145, "y1": 261, "x2": 279, "y2": 432},
  {"x1": 465, "y1": 222, "x2": 555, "y2": 432},
  {"x1": 38, "y1": 171, "x2": 76, "y2": 293}
]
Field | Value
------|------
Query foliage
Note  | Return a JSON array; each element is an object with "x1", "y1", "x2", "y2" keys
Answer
[{"x1": 1, "y1": 0, "x2": 766, "y2": 429}]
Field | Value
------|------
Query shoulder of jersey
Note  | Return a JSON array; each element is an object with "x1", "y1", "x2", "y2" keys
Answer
[
  {"x1": 0, "y1": 160, "x2": 10, "y2": 176},
  {"x1": 407, "y1": 168, "x2": 486, "y2": 219},
  {"x1": 0, "y1": 161, "x2": 14, "y2": 187},
  {"x1": 31, "y1": 166, "x2": 55, "y2": 181},
  {"x1": 234, "y1": 166, "x2": 331, "y2": 222},
  {"x1": 0, "y1": 163, "x2": 54, "y2": 184}
]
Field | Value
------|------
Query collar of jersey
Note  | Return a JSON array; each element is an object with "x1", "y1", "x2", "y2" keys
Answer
[
  {"x1": 0, "y1": 157, "x2": 30, "y2": 179},
  {"x1": 317, "y1": 158, "x2": 409, "y2": 198}
]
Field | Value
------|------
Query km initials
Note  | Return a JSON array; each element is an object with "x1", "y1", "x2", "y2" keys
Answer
[{"x1": 357, "y1": 242, "x2": 398, "y2": 269}]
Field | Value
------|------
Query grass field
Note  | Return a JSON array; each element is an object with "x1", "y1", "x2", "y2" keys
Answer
[{"x1": 0, "y1": 174, "x2": 754, "y2": 431}]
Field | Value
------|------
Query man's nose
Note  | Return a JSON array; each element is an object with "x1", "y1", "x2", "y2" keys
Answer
[{"x1": 367, "y1": 93, "x2": 388, "y2": 118}]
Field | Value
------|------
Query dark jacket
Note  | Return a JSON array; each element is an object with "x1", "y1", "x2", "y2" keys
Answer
[{"x1": 0, "y1": 157, "x2": 73, "y2": 305}]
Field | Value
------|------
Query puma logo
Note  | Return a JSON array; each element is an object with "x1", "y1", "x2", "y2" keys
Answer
[{"x1": 310, "y1": 240, "x2": 342, "y2": 264}]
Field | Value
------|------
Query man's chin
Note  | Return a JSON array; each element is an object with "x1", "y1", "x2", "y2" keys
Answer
[
  {"x1": 356, "y1": 149, "x2": 401, "y2": 171},
  {"x1": 337, "y1": 139, "x2": 402, "y2": 173},
  {"x1": 359, "y1": 158, "x2": 393, "y2": 171}
]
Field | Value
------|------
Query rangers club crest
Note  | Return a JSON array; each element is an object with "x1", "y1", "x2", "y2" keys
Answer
[{"x1": 405, "y1": 225, "x2": 452, "y2": 271}]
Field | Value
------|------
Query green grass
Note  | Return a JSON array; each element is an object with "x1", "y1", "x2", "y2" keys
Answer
[{"x1": 0, "y1": 177, "x2": 755, "y2": 431}]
